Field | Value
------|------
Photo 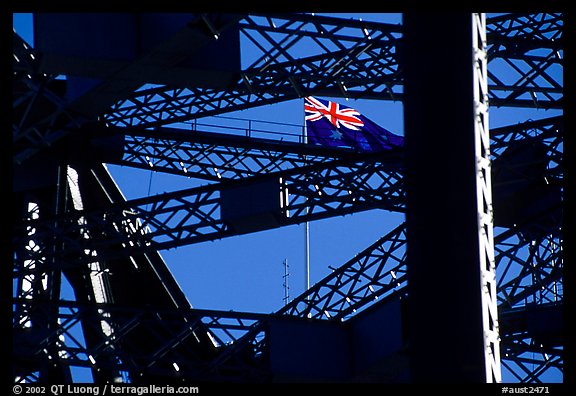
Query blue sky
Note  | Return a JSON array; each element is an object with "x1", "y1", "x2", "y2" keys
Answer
[{"x1": 13, "y1": 13, "x2": 563, "y2": 383}]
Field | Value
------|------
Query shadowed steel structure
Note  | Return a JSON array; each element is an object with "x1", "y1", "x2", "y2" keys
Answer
[{"x1": 12, "y1": 12, "x2": 564, "y2": 384}]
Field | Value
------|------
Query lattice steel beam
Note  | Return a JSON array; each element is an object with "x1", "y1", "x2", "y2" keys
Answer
[
  {"x1": 107, "y1": 113, "x2": 562, "y2": 188},
  {"x1": 490, "y1": 115, "x2": 563, "y2": 315},
  {"x1": 13, "y1": 32, "x2": 87, "y2": 164},
  {"x1": 13, "y1": 300, "x2": 269, "y2": 383},
  {"x1": 13, "y1": 152, "x2": 404, "y2": 267},
  {"x1": 486, "y1": 13, "x2": 563, "y2": 109},
  {"x1": 487, "y1": 13, "x2": 562, "y2": 42},
  {"x1": 13, "y1": 213, "x2": 563, "y2": 383},
  {"x1": 119, "y1": 125, "x2": 356, "y2": 181},
  {"x1": 14, "y1": 114, "x2": 562, "y2": 269},
  {"x1": 103, "y1": 13, "x2": 401, "y2": 128},
  {"x1": 101, "y1": 13, "x2": 562, "y2": 128},
  {"x1": 496, "y1": 226, "x2": 563, "y2": 310},
  {"x1": 277, "y1": 221, "x2": 407, "y2": 321},
  {"x1": 501, "y1": 335, "x2": 563, "y2": 383}
]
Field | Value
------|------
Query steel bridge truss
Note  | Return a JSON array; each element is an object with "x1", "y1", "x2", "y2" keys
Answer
[
  {"x1": 13, "y1": 32, "x2": 88, "y2": 164},
  {"x1": 12, "y1": 151, "x2": 405, "y2": 268},
  {"x1": 13, "y1": 214, "x2": 562, "y2": 382},
  {"x1": 13, "y1": 300, "x2": 271, "y2": 383},
  {"x1": 103, "y1": 13, "x2": 562, "y2": 128},
  {"x1": 13, "y1": 115, "x2": 563, "y2": 382},
  {"x1": 120, "y1": 125, "x2": 357, "y2": 181},
  {"x1": 15, "y1": 112, "x2": 561, "y2": 267},
  {"x1": 12, "y1": 12, "x2": 564, "y2": 384}
]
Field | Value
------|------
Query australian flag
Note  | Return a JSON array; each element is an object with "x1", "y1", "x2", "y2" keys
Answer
[{"x1": 305, "y1": 96, "x2": 403, "y2": 152}]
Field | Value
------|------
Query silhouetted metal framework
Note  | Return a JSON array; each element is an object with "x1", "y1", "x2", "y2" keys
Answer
[
  {"x1": 102, "y1": 13, "x2": 562, "y2": 129},
  {"x1": 13, "y1": 33, "x2": 88, "y2": 164},
  {"x1": 13, "y1": 152, "x2": 405, "y2": 267},
  {"x1": 120, "y1": 126, "x2": 356, "y2": 181},
  {"x1": 12, "y1": 12, "x2": 563, "y2": 383},
  {"x1": 13, "y1": 218, "x2": 562, "y2": 382}
]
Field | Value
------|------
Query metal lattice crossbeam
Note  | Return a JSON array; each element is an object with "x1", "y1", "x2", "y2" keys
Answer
[
  {"x1": 120, "y1": 125, "x2": 356, "y2": 181},
  {"x1": 13, "y1": 152, "x2": 404, "y2": 266},
  {"x1": 496, "y1": 229, "x2": 563, "y2": 310},
  {"x1": 12, "y1": 300, "x2": 269, "y2": 383},
  {"x1": 101, "y1": 13, "x2": 562, "y2": 128},
  {"x1": 103, "y1": 13, "x2": 402, "y2": 128},
  {"x1": 487, "y1": 13, "x2": 562, "y2": 42},
  {"x1": 13, "y1": 32, "x2": 88, "y2": 164},
  {"x1": 490, "y1": 115, "x2": 563, "y2": 181},
  {"x1": 112, "y1": 115, "x2": 564, "y2": 200},
  {"x1": 277, "y1": 221, "x2": 407, "y2": 320},
  {"x1": 117, "y1": 114, "x2": 563, "y2": 186},
  {"x1": 486, "y1": 13, "x2": 563, "y2": 109},
  {"x1": 500, "y1": 333, "x2": 563, "y2": 383}
]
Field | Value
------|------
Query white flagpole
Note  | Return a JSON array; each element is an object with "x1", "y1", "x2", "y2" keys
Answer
[{"x1": 303, "y1": 101, "x2": 310, "y2": 292}]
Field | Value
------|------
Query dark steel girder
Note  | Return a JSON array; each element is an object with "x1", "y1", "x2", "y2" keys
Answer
[
  {"x1": 101, "y1": 13, "x2": 562, "y2": 128},
  {"x1": 114, "y1": 114, "x2": 562, "y2": 184},
  {"x1": 13, "y1": 215, "x2": 564, "y2": 382},
  {"x1": 14, "y1": 113, "x2": 562, "y2": 269},
  {"x1": 13, "y1": 216, "x2": 563, "y2": 382},
  {"x1": 13, "y1": 32, "x2": 88, "y2": 164},
  {"x1": 13, "y1": 151, "x2": 405, "y2": 267},
  {"x1": 491, "y1": 115, "x2": 563, "y2": 180},
  {"x1": 119, "y1": 124, "x2": 358, "y2": 181},
  {"x1": 12, "y1": 300, "x2": 270, "y2": 383}
]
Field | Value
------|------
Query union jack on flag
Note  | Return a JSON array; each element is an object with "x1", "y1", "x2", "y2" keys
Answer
[
  {"x1": 304, "y1": 96, "x2": 403, "y2": 152},
  {"x1": 305, "y1": 96, "x2": 364, "y2": 130}
]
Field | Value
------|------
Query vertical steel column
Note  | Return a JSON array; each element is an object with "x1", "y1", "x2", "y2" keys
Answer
[
  {"x1": 403, "y1": 13, "x2": 500, "y2": 383},
  {"x1": 472, "y1": 13, "x2": 501, "y2": 382}
]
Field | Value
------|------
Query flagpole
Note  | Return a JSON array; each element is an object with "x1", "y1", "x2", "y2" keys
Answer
[
  {"x1": 305, "y1": 218, "x2": 310, "y2": 291},
  {"x1": 303, "y1": 106, "x2": 310, "y2": 293}
]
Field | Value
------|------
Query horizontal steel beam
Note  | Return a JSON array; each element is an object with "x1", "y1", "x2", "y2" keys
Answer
[
  {"x1": 13, "y1": 151, "x2": 405, "y2": 266},
  {"x1": 119, "y1": 124, "x2": 357, "y2": 181},
  {"x1": 102, "y1": 13, "x2": 562, "y2": 128}
]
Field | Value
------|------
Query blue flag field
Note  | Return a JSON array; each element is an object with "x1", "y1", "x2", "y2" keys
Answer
[{"x1": 304, "y1": 96, "x2": 404, "y2": 152}]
